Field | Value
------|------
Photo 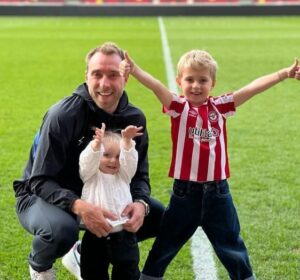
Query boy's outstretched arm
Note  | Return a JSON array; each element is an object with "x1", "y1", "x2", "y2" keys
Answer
[
  {"x1": 233, "y1": 59, "x2": 299, "y2": 107},
  {"x1": 120, "y1": 52, "x2": 173, "y2": 109}
]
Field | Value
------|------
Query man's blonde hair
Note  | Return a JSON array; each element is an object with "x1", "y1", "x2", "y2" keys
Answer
[
  {"x1": 85, "y1": 42, "x2": 125, "y2": 70},
  {"x1": 176, "y1": 50, "x2": 218, "y2": 81}
]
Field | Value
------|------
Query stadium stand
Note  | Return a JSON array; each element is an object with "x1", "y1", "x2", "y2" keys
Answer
[
  {"x1": 0, "y1": 0, "x2": 300, "y2": 15},
  {"x1": 0, "y1": 0, "x2": 300, "y2": 5}
]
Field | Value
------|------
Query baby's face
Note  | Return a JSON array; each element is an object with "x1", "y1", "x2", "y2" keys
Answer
[
  {"x1": 99, "y1": 141, "x2": 120, "y2": 175},
  {"x1": 177, "y1": 67, "x2": 215, "y2": 106}
]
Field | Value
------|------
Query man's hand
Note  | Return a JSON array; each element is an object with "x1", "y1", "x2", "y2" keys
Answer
[
  {"x1": 122, "y1": 202, "x2": 145, "y2": 232},
  {"x1": 72, "y1": 199, "x2": 117, "y2": 237}
]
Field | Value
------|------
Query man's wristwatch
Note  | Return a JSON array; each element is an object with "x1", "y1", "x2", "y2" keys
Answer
[{"x1": 134, "y1": 199, "x2": 150, "y2": 216}]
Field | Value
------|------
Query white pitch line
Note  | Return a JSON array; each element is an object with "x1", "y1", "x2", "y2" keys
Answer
[
  {"x1": 157, "y1": 17, "x2": 178, "y2": 94},
  {"x1": 191, "y1": 228, "x2": 218, "y2": 280},
  {"x1": 158, "y1": 17, "x2": 218, "y2": 280}
]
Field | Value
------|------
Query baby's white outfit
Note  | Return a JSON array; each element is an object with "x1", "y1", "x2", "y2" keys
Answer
[{"x1": 79, "y1": 142, "x2": 138, "y2": 232}]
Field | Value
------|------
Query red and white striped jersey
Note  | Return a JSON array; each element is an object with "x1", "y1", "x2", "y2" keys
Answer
[{"x1": 164, "y1": 93, "x2": 236, "y2": 182}]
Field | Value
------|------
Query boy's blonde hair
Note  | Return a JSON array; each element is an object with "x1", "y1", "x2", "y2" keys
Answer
[{"x1": 176, "y1": 50, "x2": 218, "y2": 81}]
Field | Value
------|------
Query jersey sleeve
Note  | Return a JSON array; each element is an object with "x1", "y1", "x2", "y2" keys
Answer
[
  {"x1": 211, "y1": 93, "x2": 236, "y2": 118},
  {"x1": 163, "y1": 94, "x2": 186, "y2": 118}
]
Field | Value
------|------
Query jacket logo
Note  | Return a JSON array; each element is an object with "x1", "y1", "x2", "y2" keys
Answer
[{"x1": 78, "y1": 136, "x2": 85, "y2": 146}]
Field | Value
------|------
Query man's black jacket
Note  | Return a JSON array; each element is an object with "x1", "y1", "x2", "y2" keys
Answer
[{"x1": 13, "y1": 83, "x2": 151, "y2": 212}]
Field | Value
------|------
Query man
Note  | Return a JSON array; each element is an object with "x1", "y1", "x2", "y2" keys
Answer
[{"x1": 13, "y1": 42, "x2": 164, "y2": 280}]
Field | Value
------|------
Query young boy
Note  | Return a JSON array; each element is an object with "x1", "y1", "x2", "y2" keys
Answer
[
  {"x1": 79, "y1": 122, "x2": 143, "y2": 280},
  {"x1": 120, "y1": 50, "x2": 299, "y2": 280}
]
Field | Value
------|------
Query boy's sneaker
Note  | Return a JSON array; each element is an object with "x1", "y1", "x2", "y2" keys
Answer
[
  {"x1": 62, "y1": 240, "x2": 82, "y2": 280},
  {"x1": 29, "y1": 265, "x2": 56, "y2": 280}
]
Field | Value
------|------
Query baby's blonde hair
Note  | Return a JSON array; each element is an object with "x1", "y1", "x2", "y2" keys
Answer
[
  {"x1": 176, "y1": 50, "x2": 218, "y2": 81},
  {"x1": 102, "y1": 130, "x2": 121, "y2": 146}
]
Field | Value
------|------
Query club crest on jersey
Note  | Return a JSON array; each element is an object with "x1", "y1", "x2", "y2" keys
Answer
[{"x1": 208, "y1": 110, "x2": 218, "y2": 122}]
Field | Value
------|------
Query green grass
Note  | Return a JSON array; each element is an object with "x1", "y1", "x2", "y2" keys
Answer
[{"x1": 0, "y1": 16, "x2": 299, "y2": 279}]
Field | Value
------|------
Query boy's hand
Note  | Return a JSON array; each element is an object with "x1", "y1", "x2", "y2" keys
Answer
[
  {"x1": 119, "y1": 51, "x2": 135, "y2": 77},
  {"x1": 91, "y1": 122, "x2": 105, "y2": 151},
  {"x1": 287, "y1": 58, "x2": 300, "y2": 79}
]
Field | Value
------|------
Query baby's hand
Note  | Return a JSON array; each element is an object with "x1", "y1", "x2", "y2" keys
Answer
[
  {"x1": 121, "y1": 125, "x2": 143, "y2": 140},
  {"x1": 91, "y1": 123, "x2": 106, "y2": 151},
  {"x1": 119, "y1": 51, "x2": 135, "y2": 77}
]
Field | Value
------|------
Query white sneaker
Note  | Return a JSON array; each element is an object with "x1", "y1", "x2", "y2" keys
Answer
[
  {"x1": 62, "y1": 240, "x2": 82, "y2": 280},
  {"x1": 29, "y1": 265, "x2": 56, "y2": 280}
]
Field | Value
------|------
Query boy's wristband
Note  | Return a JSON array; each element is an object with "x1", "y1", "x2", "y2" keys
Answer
[{"x1": 277, "y1": 71, "x2": 284, "y2": 82}]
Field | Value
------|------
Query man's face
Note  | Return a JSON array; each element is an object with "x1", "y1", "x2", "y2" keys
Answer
[{"x1": 86, "y1": 52, "x2": 128, "y2": 113}]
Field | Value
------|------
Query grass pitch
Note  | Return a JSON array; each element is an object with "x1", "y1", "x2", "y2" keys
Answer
[{"x1": 0, "y1": 16, "x2": 299, "y2": 279}]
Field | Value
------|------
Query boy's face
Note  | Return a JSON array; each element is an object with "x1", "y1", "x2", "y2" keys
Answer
[
  {"x1": 176, "y1": 67, "x2": 215, "y2": 106},
  {"x1": 99, "y1": 141, "x2": 121, "y2": 175}
]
